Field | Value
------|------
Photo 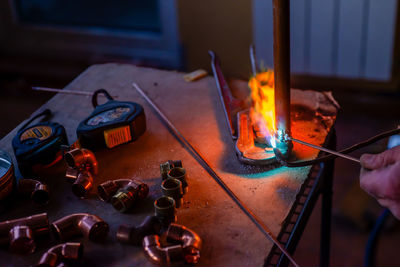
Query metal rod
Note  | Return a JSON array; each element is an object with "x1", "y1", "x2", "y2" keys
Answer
[
  {"x1": 289, "y1": 137, "x2": 360, "y2": 163},
  {"x1": 132, "y1": 83, "x2": 299, "y2": 267},
  {"x1": 273, "y1": 0, "x2": 292, "y2": 157},
  {"x1": 32, "y1": 87, "x2": 118, "y2": 98}
]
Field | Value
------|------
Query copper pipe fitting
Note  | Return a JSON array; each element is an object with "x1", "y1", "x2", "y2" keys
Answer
[
  {"x1": 166, "y1": 223, "x2": 202, "y2": 264},
  {"x1": 71, "y1": 172, "x2": 93, "y2": 198},
  {"x1": 161, "y1": 178, "x2": 183, "y2": 208},
  {"x1": 51, "y1": 213, "x2": 109, "y2": 242},
  {"x1": 98, "y1": 179, "x2": 149, "y2": 212},
  {"x1": 117, "y1": 216, "x2": 161, "y2": 246},
  {"x1": 64, "y1": 148, "x2": 98, "y2": 175},
  {"x1": 0, "y1": 213, "x2": 49, "y2": 254},
  {"x1": 160, "y1": 160, "x2": 182, "y2": 179},
  {"x1": 167, "y1": 167, "x2": 188, "y2": 194},
  {"x1": 65, "y1": 167, "x2": 79, "y2": 183},
  {"x1": 142, "y1": 235, "x2": 184, "y2": 265},
  {"x1": 36, "y1": 242, "x2": 83, "y2": 267},
  {"x1": 154, "y1": 196, "x2": 176, "y2": 226},
  {"x1": 18, "y1": 179, "x2": 50, "y2": 205}
]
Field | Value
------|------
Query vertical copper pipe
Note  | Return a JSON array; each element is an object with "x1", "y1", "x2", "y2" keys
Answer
[{"x1": 273, "y1": 0, "x2": 292, "y2": 157}]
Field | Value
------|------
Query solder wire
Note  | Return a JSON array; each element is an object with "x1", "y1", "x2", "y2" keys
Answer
[
  {"x1": 133, "y1": 83, "x2": 300, "y2": 267},
  {"x1": 274, "y1": 128, "x2": 400, "y2": 167}
]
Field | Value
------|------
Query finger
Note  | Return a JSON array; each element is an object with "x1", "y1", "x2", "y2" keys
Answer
[
  {"x1": 360, "y1": 162, "x2": 400, "y2": 200},
  {"x1": 360, "y1": 146, "x2": 400, "y2": 170}
]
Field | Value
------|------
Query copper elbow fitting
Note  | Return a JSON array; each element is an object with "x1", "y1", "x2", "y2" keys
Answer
[
  {"x1": 51, "y1": 213, "x2": 109, "y2": 242},
  {"x1": 18, "y1": 179, "x2": 50, "y2": 205},
  {"x1": 166, "y1": 223, "x2": 202, "y2": 264},
  {"x1": 97, "y1": 179, "x2": 149, "y2": 212},
  {"x1": 142, "y1": 235, "x2": 184, "y2": 265},
  {"x1": 71, "y1": 172, "x2": 94, "y2": 198},
  {"x1": 36, "y1": 242, "x2": 83, "y2": 267},
  {"x1": 64, "y1": 148, "x2": 98, "y2": 175},
  {"x1": 117, "y1": 215, "x2": 161, "y2": 246},
  {"x1": 0, "y1": 213, "x2": 49, "y2": 254}
]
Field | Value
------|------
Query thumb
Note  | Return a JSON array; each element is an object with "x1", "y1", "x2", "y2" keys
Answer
[{"x1": 360, "y1": 146, "x2": 400, "y2": 170}]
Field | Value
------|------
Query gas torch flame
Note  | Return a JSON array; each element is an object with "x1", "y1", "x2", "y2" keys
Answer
[{"x1": 248, "y1": 69, "x2": 276, "y2": 147}]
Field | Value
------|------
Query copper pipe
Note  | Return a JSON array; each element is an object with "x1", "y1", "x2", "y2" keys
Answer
[
  {"x1": 36, "y1": 242, "x2": 83, "y2": 267},
  {"x1": 18, "y1": 179, "x2": 50, "y2": 205},
  {"x1": 0, "y1": 213, "x2": 49, "y2": 254},
  {"x1": 273, "y1": 0, "x2": 292, "y2": 158},
  {"x1": 98, "y1": 179, "x2": 149, "y2": 212},
  {"x1": 117, "y1": 215, "x2": 161, "y2": 246},
  {"x1": 166, "y1": 223, "x2": 202, "y2": 264},
  {"x1": 51, "y1": 213, "x2": 109, "y2": 242},
  {"x1": 142, "y1": 235, "x2": 184, "y2": 265},
  {"x1": 64, "y1": 148, "x2": 98, "y2": 175},
  {"x1": 71, "y1": 172, "x2": 93, "y2": 198}
]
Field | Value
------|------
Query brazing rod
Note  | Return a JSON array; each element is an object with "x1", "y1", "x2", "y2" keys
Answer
[
  {"x1": 133, "y1": 82, "x2": 299, "y2": 267},
  {"x1": 289, "y1": 137, "x2": 360, "y2": 163}
]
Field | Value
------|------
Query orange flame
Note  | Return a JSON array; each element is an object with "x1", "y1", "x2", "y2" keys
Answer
[{"x1": 248, "y1": 70, "x2": 276, "y2": 144}]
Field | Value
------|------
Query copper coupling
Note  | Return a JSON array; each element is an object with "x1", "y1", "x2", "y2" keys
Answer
[
  {"x1": 154, "y1": 196, "x2": 177, "y2": 226},
  {"x1": 97, "y1": 179, "x2": 149, "y2": 212},
  {"x1": 142, "y1": 223, "x2": 202, "y2": 265},
  {"x1": 117, "y1": 215, "x2": 161, "y2": 246},
  {"x1": 18, "y1": 179, "x2": 50, "y2": 205},
  {"x1": 161, "y1": 178, "x2": 183, "y2": 208},
  {"x1": 51, "y1": 213, "x2": 109, "y2": 242},
  {"x1": 0, "y1": 213, "x2": 49, "y2": 254},
  {"x1": 36, "y1": 242, "x2": 83, "y2": 267},
  {"x1": 64, "y1": 148, "x2": 98, "y2": 197}
]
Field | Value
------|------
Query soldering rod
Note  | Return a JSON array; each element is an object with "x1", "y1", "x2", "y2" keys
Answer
[
  {"x1": 288, "y1": 137, "x2": 360, "y2": 163},
  {"x1": 133, "y1": 83, "x2": 299, "y2": 267}
]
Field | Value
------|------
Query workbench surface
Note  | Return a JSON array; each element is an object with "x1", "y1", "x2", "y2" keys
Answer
[{"x1": 0, "y1": 64, "x2": 337, "y2": 266}]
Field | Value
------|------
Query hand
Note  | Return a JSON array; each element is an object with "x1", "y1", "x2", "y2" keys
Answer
[{"x1": 360, "y1": 146, "x2": 400, "y2": 219}]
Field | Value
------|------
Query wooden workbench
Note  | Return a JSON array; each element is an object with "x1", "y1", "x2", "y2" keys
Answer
[{"x1": 0, "y1": 64, "x2": 337, "y2": 266}]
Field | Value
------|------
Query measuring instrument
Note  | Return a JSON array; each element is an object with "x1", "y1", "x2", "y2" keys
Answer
[
  {"x1": 76, "y1": 89, "x2": 146, "y2": 150},
  {"x1": 0, "y1": 150, "x2": 15, "y2": 201},
  {"x1": 12, "y1": 109, "x2": 69, "y2": 176}
]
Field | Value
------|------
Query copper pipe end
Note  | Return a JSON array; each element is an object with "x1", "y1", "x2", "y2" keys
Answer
[
  {"x1": 142, "y1": 235, "x2": 184, "y2": 265},
  {"x1": 52, "y1": 213, "x2": 109, "y2": 242},
  {"x1": 64, "y1": 148, "x2": 98, "y2": 175},
  {"x1": 0, "y1": 213, "x2": 49, "y2": 254},
  {"x1": 160, "y1": 160, "x2": 182, "y2": 179},
  {"x1": 65, "y1": 167, "x2": 79, "y2": 183},
  {"x1": 18, "y1": 179, "x2": 50, "y2": 205},
  {"x1": 71, "y1": 172, "x2": 93, "y2": 198},
  {"x1": 37, "y1": 242, "x2": 83, "y2": 267}
]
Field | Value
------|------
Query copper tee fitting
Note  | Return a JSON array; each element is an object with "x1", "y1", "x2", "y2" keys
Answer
[
  {"x1": 0, "y1": 213, "x2": 49, "y2": 254},
  {"x1": 117, "y1": 215, "x2": 161, "y2": 246},
  {"x1": 142, "y1": 235, "x2": 184, "y2": 265},
  {"x1": 18, "y1": 179, "x2": 50, "y2": 205},
  {"x1": 166, "y1": 223, "x2": 202, "y2": 264},
  {"x1": 36, "y1": 242, "x2": 83, "y2": 267},
  {"x1": 64, "y1": 148, "x2": 98, "y2": 175},
  {"x1": 51, "y1": 213, "x2": 109, "y2": 242},
  {"x1": 97, "y1": 179, "x2": 149, "y2": 212}
]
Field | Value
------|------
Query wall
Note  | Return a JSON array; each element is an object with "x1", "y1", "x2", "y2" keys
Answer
[{"x1": 177, "y1": 0, "x2": 253, "y2": 78}]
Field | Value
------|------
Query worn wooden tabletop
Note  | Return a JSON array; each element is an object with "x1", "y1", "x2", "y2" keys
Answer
[{"x1": 0, "y1": 64, "x2": 337, "y2": 266}]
